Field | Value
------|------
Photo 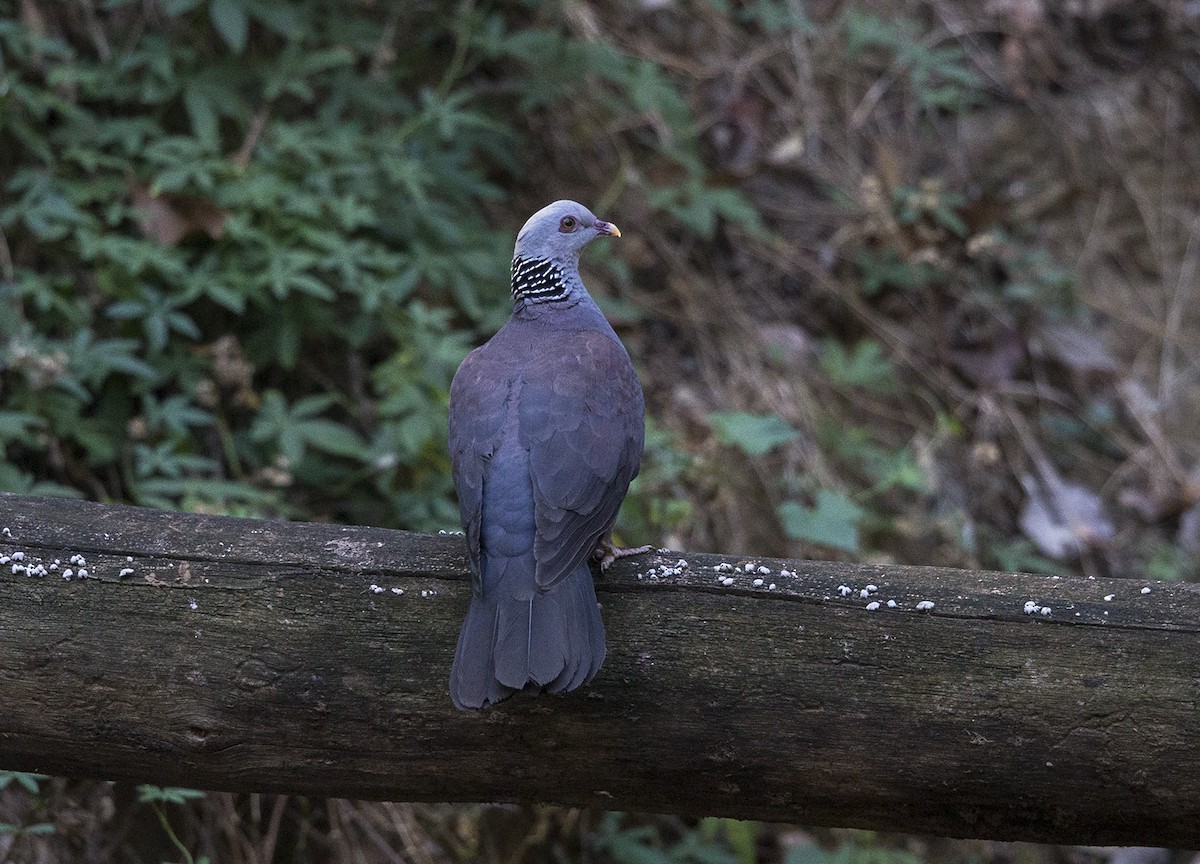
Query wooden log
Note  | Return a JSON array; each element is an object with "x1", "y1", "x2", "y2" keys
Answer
[{"x1": 0, "y1": 492, "x2": 1198, "y2": 846}]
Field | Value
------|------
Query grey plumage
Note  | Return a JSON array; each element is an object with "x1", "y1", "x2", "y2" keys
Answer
[{"x1": 448, "y1": 200, "x2": 643, "y2": 709}]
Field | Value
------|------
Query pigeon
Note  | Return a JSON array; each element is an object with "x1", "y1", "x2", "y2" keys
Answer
[{"x1": 448, "y1": 200, "x2": 650, "y2": 709}]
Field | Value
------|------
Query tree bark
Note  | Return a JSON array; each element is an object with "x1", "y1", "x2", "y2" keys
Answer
[{"x1": 0, "y1": 492, "x2": 1197, "y2": 847}]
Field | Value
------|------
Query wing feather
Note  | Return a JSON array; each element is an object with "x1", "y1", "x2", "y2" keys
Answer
[
  {"x1": 520, "y1": 331, "x2": 644, "y2": 589},
  {"x1": 448, "y1": 346, "x2": 511, "y2": 591}
]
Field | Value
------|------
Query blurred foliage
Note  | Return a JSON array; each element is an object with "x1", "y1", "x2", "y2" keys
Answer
[
  {"x1": 0, "y1": 0, "x2": 756, "y2": 531},
  {"x1": 708, "y1": 411, "x2": 801, "y2": 457},
  {"x1": 137, "y1": 786, "x2": 209, "y2": 864},
  {"x1": 0, "y1": 773, "x2": 53, "y2": 850},
  {"x1": 591, "y1": 813, "x2": 737, "y2": 864},
  {"x1": 786, "y1": 832, "x2": 926, "y2": 864},
  {"x1": 840, "y1": 10, "x2": 983, "y2": 115},
  {"x1": 621, "y1": 415, "x2": 695, "y2": 543}
]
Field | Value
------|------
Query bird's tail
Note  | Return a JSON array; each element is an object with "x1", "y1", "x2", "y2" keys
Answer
[{"x1": 449, "y1": 561, "x2": 606, "y2": 709}]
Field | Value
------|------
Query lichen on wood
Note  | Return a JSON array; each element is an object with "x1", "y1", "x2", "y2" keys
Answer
[{"x1": 1, "y1": 492, "x2": 1198, "y2": 846}]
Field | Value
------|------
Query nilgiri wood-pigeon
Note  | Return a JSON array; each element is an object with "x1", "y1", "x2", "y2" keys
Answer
[{"x1": 448, "y1": 200, "x2": 649, "y2": 709}]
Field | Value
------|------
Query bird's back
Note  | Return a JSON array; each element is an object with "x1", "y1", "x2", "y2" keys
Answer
[{"x1": 447, "y1": 308, "x2": 643, "y2": 708}]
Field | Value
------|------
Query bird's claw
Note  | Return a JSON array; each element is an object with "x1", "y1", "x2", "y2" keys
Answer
[{"x1": 594, "y1": 539, "x2": 654, "y2": 572}]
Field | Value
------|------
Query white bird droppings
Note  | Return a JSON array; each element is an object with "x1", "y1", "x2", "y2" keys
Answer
[
  {"x1": 916, "y1": 600, "x2": 935, "y2": 611},
  {"x1": 649, "y1": 561, "x2": 687, "y2": 578},
  {"x1": 1141, "y1": 586, "x2": 1151, "y2": 595},
  {"x1": 865, "y1": 601, "x2": 880, "y2": 611}
]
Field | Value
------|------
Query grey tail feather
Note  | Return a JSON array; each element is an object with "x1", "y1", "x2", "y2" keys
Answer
[
  {"x1": 449, "y1": 562, "x2": 605, "y2": 709},
  {"x1": 449, "y1": 599, "x2": 514, "y2": 709}
]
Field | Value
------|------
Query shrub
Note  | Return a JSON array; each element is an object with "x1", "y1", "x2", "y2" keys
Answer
[{"x1": 0, "y1": 0, "x2": 750, "y2": 530}]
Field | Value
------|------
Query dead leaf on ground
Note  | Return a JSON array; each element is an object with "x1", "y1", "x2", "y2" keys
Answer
[
  {"x1": 129, "y1": 179, "x2": 228, "y2": 246},
  {"x1": 951, "y1": 327, "x2": 1025, "y2": 387},
  {"x1": 1176, "y1": 503, "x2": 1200, "y2": 555},
  {"x1": 1039, "y1": 323, "x2": 1119, "y2": 375},
  {"x1": 1019, "y1": 459, "x2": 1115, "y2": 559}
]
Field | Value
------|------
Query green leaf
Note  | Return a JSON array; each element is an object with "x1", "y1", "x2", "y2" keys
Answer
[
  {"x1": 209, "y1": 0, "x2": 248, "y2": 53},
  {"x1": 707, "y1": 412, "x2": 800, "y2": 457},
  {"x1": 0, "y1": 411, "x2": 44, "y2": 442},
  {"x1": 161, "y1": 0, "x2": 203, "y2": 13},
  {"x1": 699, "y1": 819, "x2": 759, "y2": 864},
  {"x1": 738, "y1": 0, "x2": 814, "y2": 34},
  {"x1": 0, "y1": 463, "x2": 84, "y2": 497},
  {"x1": 784, "y1": 844, "x2": 832, "y2": 864},
  {"x1": 820, "y1": 340, "x2": 894, "y2": 393},
  {"x1": 15, "y1": 773, "x2": 44, "y2": 794},
  {"x1": 137, "y1": 784, "x2": 206, "y2": 805},
  {"x1": 648, "y1": 178, "x2": 765, "y2": 239},
  {"x1": 0, "y1": 771, "x2": 48, "y2": 793},
  {"x1": 295, "y1": 419, "x2": 368, "y2": 459},
  {"x1": 779, "y1": 491, "x2": 864, "y2": 553},
  {"x1": 183, "y1": 82, "x2": 220, "y2": 150}
]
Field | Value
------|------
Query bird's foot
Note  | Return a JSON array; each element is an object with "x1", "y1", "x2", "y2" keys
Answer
[{"x1": 594, "y1": 538, "x2": 654, "y2": 572}]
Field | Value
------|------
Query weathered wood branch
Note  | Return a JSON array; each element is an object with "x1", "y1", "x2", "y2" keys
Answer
[{"x1": 1, "y1": 492, "x2": 1198, "y2": 846}]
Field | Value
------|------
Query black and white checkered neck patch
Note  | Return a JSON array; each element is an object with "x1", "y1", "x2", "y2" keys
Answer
[{"x1": 511, "y1": 256, "x2": 569, "y2": 303}]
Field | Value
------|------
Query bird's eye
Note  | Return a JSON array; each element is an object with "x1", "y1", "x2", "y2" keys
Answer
[{"x1": 559, "y1": 216, "x2": 578, "y2": 232}]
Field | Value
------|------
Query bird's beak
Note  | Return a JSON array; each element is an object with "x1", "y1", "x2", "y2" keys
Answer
[{"x1": 594, "y1": 220, "x2": 622, "y2": 238}]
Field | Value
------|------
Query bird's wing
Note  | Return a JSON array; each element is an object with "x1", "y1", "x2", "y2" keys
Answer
[
  {"x1": 519, "y1": 330, "x2": 644, "y2": 590},
  {"x1": 448, "y1": 344, "x2": 511, "y2": 589}
]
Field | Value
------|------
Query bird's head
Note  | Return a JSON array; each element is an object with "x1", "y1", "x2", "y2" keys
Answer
[{"x1": 513, "y1": 199, "x2": 621, "y2": 265}]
